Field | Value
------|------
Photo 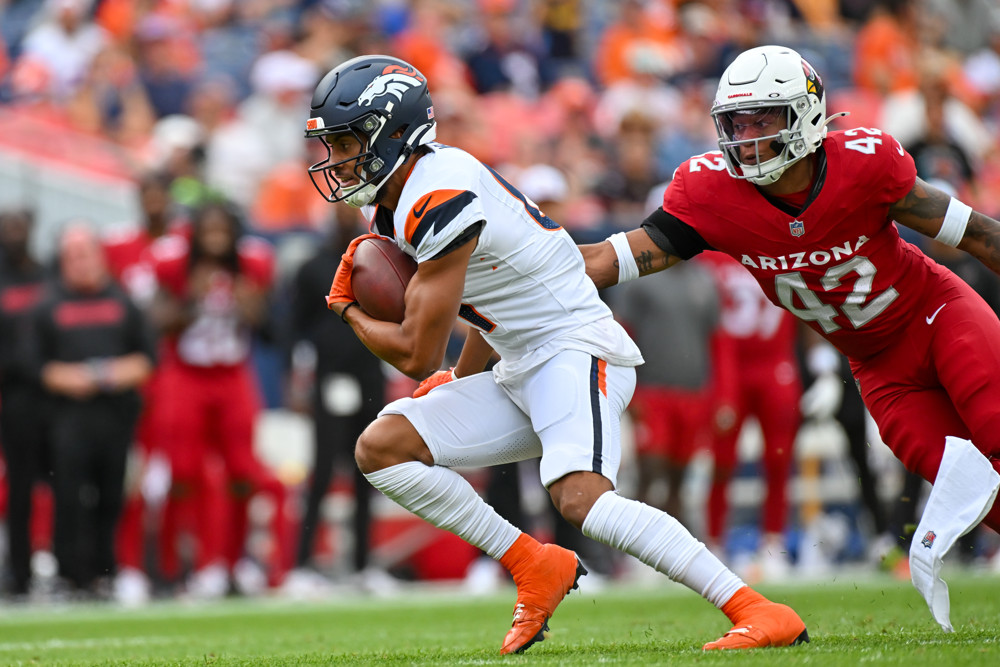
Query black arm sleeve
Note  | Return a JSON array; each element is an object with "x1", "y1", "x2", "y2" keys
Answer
[{"x1": 640, "y1": 208, "x2": 714, "y2": 260}]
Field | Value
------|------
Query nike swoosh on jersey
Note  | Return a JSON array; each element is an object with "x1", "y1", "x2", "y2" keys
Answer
[
  {"x1": 926, "y1": 303, "x2": 947, "y2": 325},
  {"x1": 412, "y1": 196, "x2": 430, "y2": 219}
]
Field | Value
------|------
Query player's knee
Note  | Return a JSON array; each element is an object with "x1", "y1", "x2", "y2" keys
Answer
[
  {"x1": 355, "y1": 414, "x2": 431, "y2": 474},
  {"x1": 548, "y1": 471, "x2": 614, "y2": 529}
]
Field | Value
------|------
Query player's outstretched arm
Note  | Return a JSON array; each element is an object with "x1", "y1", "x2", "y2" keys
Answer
[
  {"x1": 580, "y1": 227, "x2": 679, "y2": 289},
  {"x1": 890, "y1": 177, "x2": 1000, "y2": 276}
]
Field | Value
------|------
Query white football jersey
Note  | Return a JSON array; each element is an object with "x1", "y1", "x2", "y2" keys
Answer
[{"x1": 366, "y1": 143, "x2": 643, "y2": 381}]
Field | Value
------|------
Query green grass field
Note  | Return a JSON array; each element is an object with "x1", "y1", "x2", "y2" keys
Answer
[{"x1": 1, "y1": 572, "x2": 998, "y2": 666}]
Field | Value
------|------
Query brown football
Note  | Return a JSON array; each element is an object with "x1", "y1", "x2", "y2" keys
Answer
[{"x1": 351, "y1": 237, "x2": 417, "y2": 323}]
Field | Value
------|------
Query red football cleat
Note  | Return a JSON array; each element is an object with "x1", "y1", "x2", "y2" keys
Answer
[
  {"x1": 702, "y1": 587, "x2": 809, "y2": 650},
  {"x1": 499, "y1": 540, "x2": 586, "y2": 655}
]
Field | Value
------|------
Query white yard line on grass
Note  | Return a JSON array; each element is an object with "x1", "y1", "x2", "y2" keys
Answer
[{"x1": 0, "y1": 635, "x2": 179, "y2": 652}]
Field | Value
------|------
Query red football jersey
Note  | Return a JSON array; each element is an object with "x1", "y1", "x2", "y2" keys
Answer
[
  {"x1": 663, "y1": 128, "x2": 948, "y2": 361},
  {"x1": 698, "y1": 251, "x2": 797, "y2": 363},
  {"x1": 150, "y1": 235, "x2": 274, "y2": 367}
]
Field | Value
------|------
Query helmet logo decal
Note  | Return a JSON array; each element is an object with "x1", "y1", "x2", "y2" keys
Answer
[
  {"x1": 358, "y1": 65, "x2": 425, "y2": 107},
  {"x1": 801, "y1": 59, "x2": 823, "y2": 97},
  {"x1": 306, "y1": 117, "x2": 324, "y2": 131}
]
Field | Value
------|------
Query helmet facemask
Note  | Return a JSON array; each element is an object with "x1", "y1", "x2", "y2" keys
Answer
[
  {"x1": 712, "y1": 99, "x2": 816, "y2": 185},
  {"x1": 307, "y1": 112, "x2": 395, "y2": 207}
]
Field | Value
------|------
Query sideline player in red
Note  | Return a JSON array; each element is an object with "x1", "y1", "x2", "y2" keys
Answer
[
  {"x1": 583, "y1": 45, "x2": 1000, "y2": 633},
  {"x1": 699, "y1": 251, "x2": 802, "y2": 579},
  {"x1": 148, "y1": 201, "x2": 287, "y2": 595}
]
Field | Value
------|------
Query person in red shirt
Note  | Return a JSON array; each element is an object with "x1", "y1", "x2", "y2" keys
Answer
[
  {"x1": 147, "y1": 200, "x2": 285, "y2": 597},
  {"x1": 699, "y1": 251, "x2": 802, "y2": 580},
  {"x1": 583, "y1": 45, "x2": 1000, "y2": 634}
]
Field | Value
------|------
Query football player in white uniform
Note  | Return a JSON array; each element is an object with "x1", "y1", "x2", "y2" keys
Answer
[{"x1": 306, "y1": 55, "x2": 807, "y2": 654}]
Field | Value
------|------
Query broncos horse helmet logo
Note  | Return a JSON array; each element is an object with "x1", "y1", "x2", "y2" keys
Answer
[{"x1": 358, "y1": 65, "x2": 425, "y2": 107}]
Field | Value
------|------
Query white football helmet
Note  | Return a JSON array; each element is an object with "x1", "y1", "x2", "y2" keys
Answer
[{"x1": 711, "y1": 45, "x2": 843, "y2": 185}]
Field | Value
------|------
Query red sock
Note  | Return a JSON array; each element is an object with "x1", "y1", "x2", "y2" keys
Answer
[{"x1": 116, "y1": 496, "x2": 145, "y2": 570}]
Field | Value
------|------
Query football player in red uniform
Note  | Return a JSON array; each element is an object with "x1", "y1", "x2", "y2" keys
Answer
[
  {"x1": 583, "y1": 45, "x2": 1000, "y2": 633},
  {"x1": 147, "y1": 201, "x2": 287, "y2": 596},
  {"x1": 699, "y1": 251, "x2": 802, "y2": 579}
]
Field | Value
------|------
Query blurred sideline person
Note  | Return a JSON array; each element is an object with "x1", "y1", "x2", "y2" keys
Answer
[
  {"x1": 611, "y1": 254, "x2": 719, "y2": 528},
  {"x1": 0, "y1": 208, "x2": 51, "y2": 597},
  {"x1": 582, "y1": 45, "x2": 1000, "y2": 632},
  {"x1": 29, "y1": 222, "x2": 154, "y2": 596},
  {"x1": 282, "y1": 209, "x2": 393, "y2": 596},
  {"x1": 310, "y1": 54, "x2": 808, "y2": 654},
  {"x1": 102, "y1": 170, "x2": 188, "y2": 605},
  {"x1": 699, "y1": 251, "x2": 802, "y2": 580},
  {"x1": 147, "y1": 201, "x2": 286, "y2": 597}
]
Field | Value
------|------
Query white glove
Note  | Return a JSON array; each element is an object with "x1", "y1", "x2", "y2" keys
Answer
[{"x1": 800, "y1": 373, "x2": 843, "y2": 420}]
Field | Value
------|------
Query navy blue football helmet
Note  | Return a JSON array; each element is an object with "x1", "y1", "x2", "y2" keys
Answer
[{"x1": 305, "y1": 55, "x2": 437, "y2": 207}]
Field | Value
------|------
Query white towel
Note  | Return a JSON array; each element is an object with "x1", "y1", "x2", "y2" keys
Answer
[{"x1": 909, "y1": 436, "x2": 1000, "y2": 632}]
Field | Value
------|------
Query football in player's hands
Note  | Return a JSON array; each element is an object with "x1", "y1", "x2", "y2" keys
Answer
[{"x1": 351, "y1": 237, "x2": 417, "y2": 323}]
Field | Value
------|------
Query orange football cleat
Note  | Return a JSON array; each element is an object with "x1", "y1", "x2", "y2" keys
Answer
[
  {"x1": 702, "y1": 587, "x2": 809, "y2": 650},
  {"x1": 498, "y1": 536, "x2": 586, "y2": 655}
]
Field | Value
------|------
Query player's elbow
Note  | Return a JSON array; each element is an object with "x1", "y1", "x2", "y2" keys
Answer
[{"x1": 396, "y1": 354, "x2": 443, "y2": 382}]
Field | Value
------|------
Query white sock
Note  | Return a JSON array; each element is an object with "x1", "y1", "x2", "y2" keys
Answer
[
  {"x1": 582, "y1": 491, "x2": 745, "y2": 607},
  {"x1": 365, "y1": 462, "x2": 521, "y2": 559}
]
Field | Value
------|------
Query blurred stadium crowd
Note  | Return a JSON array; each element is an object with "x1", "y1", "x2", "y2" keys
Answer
[{"x1": 0, "y1": 0, "x2": 999, "y2": 605}]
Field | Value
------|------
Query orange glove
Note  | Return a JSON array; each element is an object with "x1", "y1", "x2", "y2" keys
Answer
[
  {"x1": 326, "y1": 233, "x2": 380, "y2": 309},
  {"x1": 413, "y1": 368, "x2": 456, "y2": 398}
]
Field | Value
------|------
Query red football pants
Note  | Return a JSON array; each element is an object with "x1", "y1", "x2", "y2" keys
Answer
[
  {"x1": 630, "y1": 385, "x2": 712, "y2": 463},
  {"x1": 150, "y1": 361, "x2": 287, "y2": 577},
  {"x1": 707, "y1": 358, "x2": 801, "y2": 541}
]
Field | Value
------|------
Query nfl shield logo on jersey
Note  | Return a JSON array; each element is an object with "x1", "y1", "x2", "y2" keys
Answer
[
  {"x1": 789, "y1": 220, "x2": 805, "y2": 237},
  {"x1": 921, "y1": 530, "x2": 936, "y2": 549}
]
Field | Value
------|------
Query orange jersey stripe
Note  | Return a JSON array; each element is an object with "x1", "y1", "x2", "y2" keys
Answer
[
  {"x1": 597, "y1": 359, "x2": 607, "y2": 397},
  {"x1": 404, "y1": 188, "x2": 468, "y2": 245}
]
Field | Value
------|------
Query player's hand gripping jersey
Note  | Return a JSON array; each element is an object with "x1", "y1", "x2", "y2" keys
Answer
[
  {"x1": 364, "y1": 143, "x2": 642, "y2": 380},
  {"x1": 659, "y1": 129, "x2": 953, "y2": 361}
]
